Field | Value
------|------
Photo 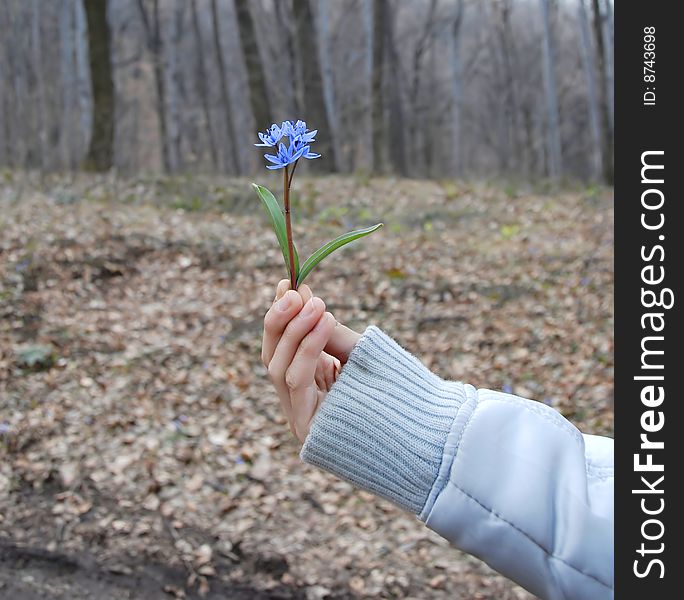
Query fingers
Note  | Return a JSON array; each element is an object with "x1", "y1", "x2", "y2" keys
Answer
[
  {"x1": 267, "y1": 297, "x2": 327, "y2": 421},
  {"x1": 274, "y1": 278, "x2": 290, "y2": 302},
  {"x1": 263, "y1": 281, "x2": 315, "y2": 367},
  {"x1": 298, "y1": 283, "x2": 312, "y2": 305},
  {"x1": 273, "y1": 279, "x2": 312, "y2": 304},
  {"x1": 287, "y1": 311, "x2": 336, "y2": 440},
  {"x1": 268, "y1": 297, "x2": 326, "y2": 381},
  {"x1": 323, "y1": 321, "x2": 362, "y2": 364},
  {"x1": 314, "y1": 352, "x2": 341, "y2": 392},
  {"x1": 262, "y1": 289, "x2": 304, "y2": 367}
]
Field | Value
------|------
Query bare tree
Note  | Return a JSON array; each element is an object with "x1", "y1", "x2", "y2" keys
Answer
[
  {"x1": 30, "y1": 0, "x2": 47, "y2": 168},
  {"x1": 449, "y1": 0, "x2": 465, "y2": 176},
  {"x1": 189, "y1": 0, "x2": 218, "y2": 169},
  {"x1": 0, "y1": 4, "x2": 12, "y2": 166},
  {"x1": 369, "y1": 0, "x2": 407, "y2": 175},
  {"x1": 5, "y1": 3, "x2": 30, "y2": 166},
  {"x1": 362, "y1": 0, "x2": 374, "y2": 171},
  {"x1": 591, "y1": 0, "x2": 613, "y2": 183},
  {"x1": 371, "y1": 0, "x2": 386, "y2": 172},
  {"x1": 136, "y1": 0, "x2": 174, "y2": 172},
  {"x1": 84, "y1": 0, "x2": 114, "y2": 171},
  {"x1": 408, "y1": 0, "x2": 438, "y2": 175},
  {"x1": 59, "y1": 0, "x2": 75, "y2": 168},
  {"x1": 578, "y1": 0, "x2": 601, "y2": 180},
  {"x1": 492, "y1": 0, "x2": 525, "y2": 174},
  {"x1": 316, "y1": 0, "x2": 341, "y2": 171},
  {"x1": 293, "y1": 0, "x2": 335, "y2": 170},
  {"x1": 539, "y1": 0, "x2": 562, "y2": 179},
  {"x1": 234, "y1": 0, "x2": 272, "y2": 132},
  {"x1": 75, "y1": 0, "x2": 92, "y2": 160},
  {"x1": 384, "y1": 2, "x2": 407, "y2": 176},
  {"x1": 600, "y1": 0, "x2": 613, "y2": 131},
  {"x1": 164, "y1": 0, "x2": 185, "y2": 171},
  {"x1": 209, "y1": 0, "x2": 239, "y2": 173},
  {"x1": 0, "y1": 0, "x2": 613, "y2": 181},
  {"x1": 274, "y1": 0, "x2": 300, "y2": 117}
]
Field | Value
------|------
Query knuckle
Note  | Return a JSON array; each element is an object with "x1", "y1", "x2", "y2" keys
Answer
[
  {"x1": 284, "y1": 368, "x2": 301, "y2": 391},
  {"x1": 263, "y1": 310, "x2": 277, "y2": 333},
  {"x1": 267, "y1": 362, "x2": 280, "y2": 383},
  {"x1": 280, "y1": 321, "x2": 301, "y2": 343}
]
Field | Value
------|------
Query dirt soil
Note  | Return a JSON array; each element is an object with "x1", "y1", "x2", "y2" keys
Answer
[{"x1": 0, "y1": 173, "x2": 613, "y2": 599}]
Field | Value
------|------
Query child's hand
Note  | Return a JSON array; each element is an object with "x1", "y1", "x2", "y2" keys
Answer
[{"x1": 262, "y1": 279, "x2": 361, "y2": 442}]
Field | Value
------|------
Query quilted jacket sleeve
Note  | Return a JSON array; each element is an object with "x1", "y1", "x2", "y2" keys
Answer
[{"x1": 300, "y1": 326, "x2": 614, "y2": 600}]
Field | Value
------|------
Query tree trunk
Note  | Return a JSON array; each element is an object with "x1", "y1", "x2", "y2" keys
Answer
[
  {"x1": 371, "y1": 0, "x2": 386, "y2": 173},
  {"x1": 136, "y1": 0, "x2": 174, "y2": 172},
  {"x1": 493, "y1": 0, "x2": 524, "y2": 175},
  {"x1": 384, "y1": 3, "x2": 407, "y2": 176},
  {"x1": 409, "y1": 0, "x2": 437, "y2": 176},
  {"x1": 59, "y1": 0, "x2": 75, "y2": 168},
  {"x1": 275, "y1": 0, "x2": 300, "y2": 117},
  {"x1": 30, "y1": 0, "x2": 47, "y2": 169},
  {"x1": 578, "y1": 0, "x2": 602, "y2": 180},
  {"x1": 450, "y1": 0, "x2": 465, "y2": 176},
  {"x1": 591, "y1": 0, "x2": 613, "y2": 183},
  {"x1": 84, "y1": 0, "x2": 115, "y2": 171},
  {"x1": 601, "y1": 0, "x2": 613, "y2": 131},
  {"x1": 190, "y1": 0, "x2": 219, "y2": 169},
  {"x1": 234, "y1": 0, "x2": 272, "y2": 132},
  {"x1": 316, "y1": 0, "x2": 341, "y2": 171},
  {"x1": 0, "y1": 38, "x2": 6, "y2": 166},
  {"x1": 0, "y1": 4, "x2": 12, "y2": 166},
  {"x1": 4, "y1": 5, "x2": 28, "y2": 166},
  {"x1": 361, "y1": 0, "x2": 374, "y2": 172},
  {"x1": 293, "y1": 0, "x2": 335, "y2": 171},
  {"x1": 75, "y1": 0, "x2": 92, "y2": 163},
  {"x1": 210, "y1": 0, "x2": 239, "y2": 173},
  {"x1": 165, "y1": 0, "x2": 184, "y2": 171},
  {"x1": 539, "y1": 0, "x2": 562, "y2": 179}
]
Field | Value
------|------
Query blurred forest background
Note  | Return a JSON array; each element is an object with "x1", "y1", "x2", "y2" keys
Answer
[
  {"x1": 0, "y1": 0, "x2": 613, "y2": 182},
  {"x1": 1, "y1": 1, "x2": 614, "y2": 599}
]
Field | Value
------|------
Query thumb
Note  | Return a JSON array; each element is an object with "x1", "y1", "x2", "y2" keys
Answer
[{"x1": 324, "y1": 321, "x2": 362, "y2": 364}]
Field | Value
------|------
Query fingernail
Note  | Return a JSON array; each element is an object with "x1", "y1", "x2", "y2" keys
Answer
[
  {"x1": 314, "y1": 312, "x2": 332, "y2": 331},
  {"x1": 276, "y1": 294, "x2": 291, "y2": 311},
  {"x1": 301, "y1": 297, "x2": 318, "y2": 317}
]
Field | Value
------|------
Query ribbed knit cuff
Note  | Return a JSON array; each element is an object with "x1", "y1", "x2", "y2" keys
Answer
[{"x1": 300, "y1": 325, "x2": 466, "y2": 515}]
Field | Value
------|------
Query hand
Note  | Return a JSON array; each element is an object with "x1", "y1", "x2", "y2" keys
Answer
[{"x1": 262, "y1": 279, "x2": 362, "y2": 443}]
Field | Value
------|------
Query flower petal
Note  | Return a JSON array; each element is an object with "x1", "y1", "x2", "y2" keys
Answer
[
  {"x1": 291, "y1": 145, "x2": 307, "y2": 162},
  {"x1": 301, "y1": 130, "x2": 317, "y2": 143}
]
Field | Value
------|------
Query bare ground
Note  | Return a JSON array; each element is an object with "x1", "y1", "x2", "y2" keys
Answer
[{"x1": 0, "y1": 173, "x2": 613, "y2": 599}]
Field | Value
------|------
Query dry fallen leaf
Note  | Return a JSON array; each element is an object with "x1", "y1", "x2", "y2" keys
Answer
[{"x1": 1, "y1": 175, "x2": 612, "y2": 600}]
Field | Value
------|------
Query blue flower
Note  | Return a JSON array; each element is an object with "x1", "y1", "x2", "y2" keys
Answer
[
  {"x1": 260, "y1": 119, "x2": 321, "y2": 169},
  {"x1": 255, "y1": 123, "x2": 284, "y2": 147},
  {"x1": 265, "y1": 141, "x2": 306, "y2": 170},
  {"x1": 282, "y1": 120, "x2": 318, "y2": 144}
]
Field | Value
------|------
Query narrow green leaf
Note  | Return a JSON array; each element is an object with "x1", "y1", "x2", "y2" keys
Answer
[
  {"x1": 252, "y1": 183, "x2": 299, "y2": 279},
  {"x1": 297, "y1": 223, "x2": 383, "y2": 287}
]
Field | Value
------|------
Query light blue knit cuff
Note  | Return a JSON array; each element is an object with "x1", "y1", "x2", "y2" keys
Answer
[{"x1": 300, "y1": 325, "x2": 466, "y2": 514}]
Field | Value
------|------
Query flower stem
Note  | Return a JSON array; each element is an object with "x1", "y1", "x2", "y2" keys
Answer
[
  {"x1": 283, "y1": 165, "x2": 297, "y2": 290},
  {"x1": 288, "y1": 159, "x2": 299, "y2": 189}
]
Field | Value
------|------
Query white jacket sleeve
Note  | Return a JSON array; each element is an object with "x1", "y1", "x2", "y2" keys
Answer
[{"x1": 301, "y1": 326, "x2": 614, "y2": 600}]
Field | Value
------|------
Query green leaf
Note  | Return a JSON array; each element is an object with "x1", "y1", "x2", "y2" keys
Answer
[
  {"x1": 297, "y1": 223, "x2": 383, "y2": 287},
  {"x1": 252, "y1": 183, "x2": 299, "y2": 279}
]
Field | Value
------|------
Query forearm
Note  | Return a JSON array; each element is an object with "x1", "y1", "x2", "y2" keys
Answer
[
  {"x1": 301, "y1": 325, "x2": 467, "y2": 514},
  {"x1": 300, "y1": 326, "x2": 614, "y2": 600}
]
